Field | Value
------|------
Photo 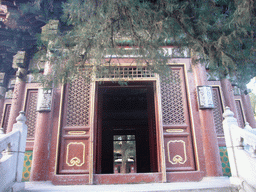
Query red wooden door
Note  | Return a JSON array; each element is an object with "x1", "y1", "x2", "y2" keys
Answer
[
  {"x1": 57, "y1": 78, "x2": 91, "y2": 174},
  {"x1": 160, "y1": 66, "x2": 196, "y2": 172}
]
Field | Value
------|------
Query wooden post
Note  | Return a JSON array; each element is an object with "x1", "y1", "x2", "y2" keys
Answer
[
  {"x1": 192, "y1": 63, "x2": 222, "y2": 176},
  {"x1": 30, "y1": 20, "x2": 59, "y2": 181},
  {"x1": 241, "y1": 94, "x2": 256, "y2": 128},
  {"x1": 6, "y1": 78, "x2": 26, "y2": 133},
  {"x1": 220, "y1": 79, "x2": 238, "y2": 119},
  {"x1": 30, "y1": 64, "x2": 54, "y2": 181}
]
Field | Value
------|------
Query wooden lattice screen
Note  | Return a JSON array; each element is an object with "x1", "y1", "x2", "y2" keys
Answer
[
  {"x1": 96, "y1": 67, "x2": 155, "y2": 79},
  {"x1": 212, "y1": 87, "x2": 224, "y2": 136},
  {"x1": 24, "y1": 89, "x2": 38, "y2": 139}
]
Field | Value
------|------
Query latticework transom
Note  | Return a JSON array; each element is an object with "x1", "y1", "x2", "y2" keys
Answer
[
  {"x1": 212, "y1": 88, "x2": 224, "y2": 135},
  {"x1": 235, "y1": 100, "x2": 245, "y2": 128},
  {"x1": 66, "y1": 77, "x2": 91, "y2": 126},
  {"x1": 160, "y1": 69, "x2": 185, "y2": 125},
  {"x1": 96, "y1": 67, "x2": 155, "y2": 79},
  {"x1": 25, "y1": 90, "x2": 38, "y2": 138}
]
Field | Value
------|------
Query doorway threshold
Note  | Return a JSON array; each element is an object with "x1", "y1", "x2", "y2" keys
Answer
[{"x1": 94, "y1": 172, "x2": 162, "y2": 184}]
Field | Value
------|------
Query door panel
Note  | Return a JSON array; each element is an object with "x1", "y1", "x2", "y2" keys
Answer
[
  {"x1": 160, "y1": 66, "x2": 195, "y2": 171},
  {"x1": 58, "y1": 77, "x2": 91, "y2": 174}
]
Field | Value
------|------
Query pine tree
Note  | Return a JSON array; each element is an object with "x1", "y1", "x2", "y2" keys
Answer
[{"x1": 28, "y1": 0, "x2": 256, "y2": 88}]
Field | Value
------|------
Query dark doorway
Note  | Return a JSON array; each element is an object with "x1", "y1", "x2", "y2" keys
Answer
[{"x1": 95, "y1": 82, "x2": 158, "y2": 174}]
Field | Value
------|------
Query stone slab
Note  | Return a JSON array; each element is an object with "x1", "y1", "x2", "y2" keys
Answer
[{"x1": 21, "y1": 177, "x2": 239, "y2": 192}]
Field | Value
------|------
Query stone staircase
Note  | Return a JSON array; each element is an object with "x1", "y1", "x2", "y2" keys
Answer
[{"x1": 21, "y1": 177, "x2": 239, "y2": 192}]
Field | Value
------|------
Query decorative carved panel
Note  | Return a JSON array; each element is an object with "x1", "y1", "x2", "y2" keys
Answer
[
  {"x1": 65, "y1": 77, "x2": 91, "y2": 126},
  {"x1": 212, "y1": 87, "x2": 224, "y2": 136},
  {"x1": 96, "y1": 67, "x2": 155, "y2": 79},
  {"x1": 160, "y1": 69, "x2": 185, "y2": 125},
  {"x1": 58, "y1": 139, "x2": 89, "y2": 174},
  {"x1": 2, "y1": 104, "x2": 11, "y2": 133},
  {"x1": 167, "y1": 140, "x2": 187, "y2": 165},
  {"x1": 25, "y1": 89, "x2": 38, "y2": 139},
  {"x1": 235, "y1": 100, "x2": 245, "y2": 128},
  {"x1": 160, "y1": 66, "x2": 195, "y2": 171},
  {"x1": 164, "y1": 136, "x2": 195, "y2": 171}
]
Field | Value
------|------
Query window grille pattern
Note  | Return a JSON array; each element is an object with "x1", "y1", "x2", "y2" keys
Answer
[
  {"x1": 160, "y1": 69, "x2": 185, "y2": 124},
  {"x1": 96, "y1": 67, "x2": 155, "y2": 79},
  {"x1": 212, "y1": 88, "x2": 224, "y2": 135},
  {"x1": 25, "y1": 90, "x2": 38, "y2": 138},
  {"x1": 2, "y1": 104, "x2": 11, "y2": 133},
  {"x1": 66, "y1": 77, "x2": 91, "y2": 126},
  {"x1": 235, "y1": 100, "x2": 245, "y2": 128}
]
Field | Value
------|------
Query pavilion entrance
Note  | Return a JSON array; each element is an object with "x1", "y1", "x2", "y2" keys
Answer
[{"x1": 95, "y1": 82, "x2": 158, "y2": 175}]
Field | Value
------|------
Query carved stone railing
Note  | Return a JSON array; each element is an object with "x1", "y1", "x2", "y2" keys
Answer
[
  {"x1": 223, "y1": 107, "x2": 256, "y2": 192},
  {"x1": 0, "y1": 111, "x2": 27, "y2": 192}
]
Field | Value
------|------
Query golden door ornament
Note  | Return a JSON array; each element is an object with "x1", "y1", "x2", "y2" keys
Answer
[
  {"x1": 167, "y1": 140, "x2": 187, "y2": 165},
  {"x1": 166, "y1": 129, "x2": 184, "y2": 133},
  {"x1": 66, "y1": 142, "x2": 85, "y2": 167},
  {"x1": 68, "y1": 131, "x2": 86, "y2": 135}
]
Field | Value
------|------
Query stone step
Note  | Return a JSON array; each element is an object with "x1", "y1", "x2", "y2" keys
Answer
[{"x1": 21, "y1": 177, "x2": 239, "y2": 192}]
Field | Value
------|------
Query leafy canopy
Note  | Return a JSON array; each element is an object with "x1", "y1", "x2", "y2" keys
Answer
[{"x1": 32, "y1": 0, "x2": 256, "y2": 88}]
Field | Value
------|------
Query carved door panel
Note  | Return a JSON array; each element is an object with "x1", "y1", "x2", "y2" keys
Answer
[
  {"x1": 58, "y1": 78, "x2": 91, "y2": 174},
  {"x1": 160, "y1": 66, "x2": 195, "y2": 171}
]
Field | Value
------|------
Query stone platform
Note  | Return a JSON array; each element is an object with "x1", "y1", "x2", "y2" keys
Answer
[{"x1": 21, "y1": 177, "x2": 239, "y2": 192}]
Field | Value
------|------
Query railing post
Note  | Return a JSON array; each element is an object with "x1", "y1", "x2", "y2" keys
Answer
[
  {"x1": 12, "y1": 111, "x2": 27, "y2": 183},
  {"x1": 0, "y1": 128, "x2": 4, "y2": 134},
  {"x1": 222, "y1": 106, "x2": 240, "y2": 183}
]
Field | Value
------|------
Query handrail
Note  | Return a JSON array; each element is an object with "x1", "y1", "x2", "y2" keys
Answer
[
  {"x1": 0, "y1": 111, "x2": 27, "y2": 192},
  {"x1": 223, "y1": 107, "x2": 256, "y2": 191}
]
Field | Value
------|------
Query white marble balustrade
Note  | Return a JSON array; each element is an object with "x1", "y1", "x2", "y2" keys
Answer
[{"x1": 0, "y1": 111, "x2": 27, "y2": 192}]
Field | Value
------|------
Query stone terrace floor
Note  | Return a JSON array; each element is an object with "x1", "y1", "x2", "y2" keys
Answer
[{"x1": 21, "y1": 177, "x2": 239, "y2": 192}]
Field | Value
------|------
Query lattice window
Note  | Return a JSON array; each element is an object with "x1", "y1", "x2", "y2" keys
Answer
[
  {"x1": 96, "y1": 67, "x2": 155, "y2": 79},
  {"x1": 160, "y1": 69, "x2": 185, "y2": 125},
  {"x1": 212, "y1": 87, "x2": 224, "y2": 135},
  {"x1": 66, "y1": 77, "x2": 91, "y2": 126},
  {"x1": 25, "y1": 90, "x2": 38, "y2": 138},
  {"x1": 2, "y1": 104, "x2": 11, "y2": 133},
  {"x1": 235, "y1": 100, "x2": 245, "y2": 128}
]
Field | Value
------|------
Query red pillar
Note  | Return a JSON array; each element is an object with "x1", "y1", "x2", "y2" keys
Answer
[
  {"x1": 241, "y1": 94, "x2": 256, "y2": 128},
  {"x1": 6, "y1": 78, "x2": 26, "y2": 133},
  {"x1": 220, "y1": 79, "x2": 238, "y2": 119},
  {"x1": 30, "y1": 105, "x2": 54, "y2": 181},
  {"x1": 30, "y1": 63, "x2": 54, "y2": 181},
  {"x1": 193, "y1": 64, "x2": 222, "y2": 176}
]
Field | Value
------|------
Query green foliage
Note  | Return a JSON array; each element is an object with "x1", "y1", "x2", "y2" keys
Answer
[
  {"x1": 19, "y1": 0, "x2": 63, "y2": 22},
  {"x1": 31, "y1": 0, "x2": 256, "y2": 87}
]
